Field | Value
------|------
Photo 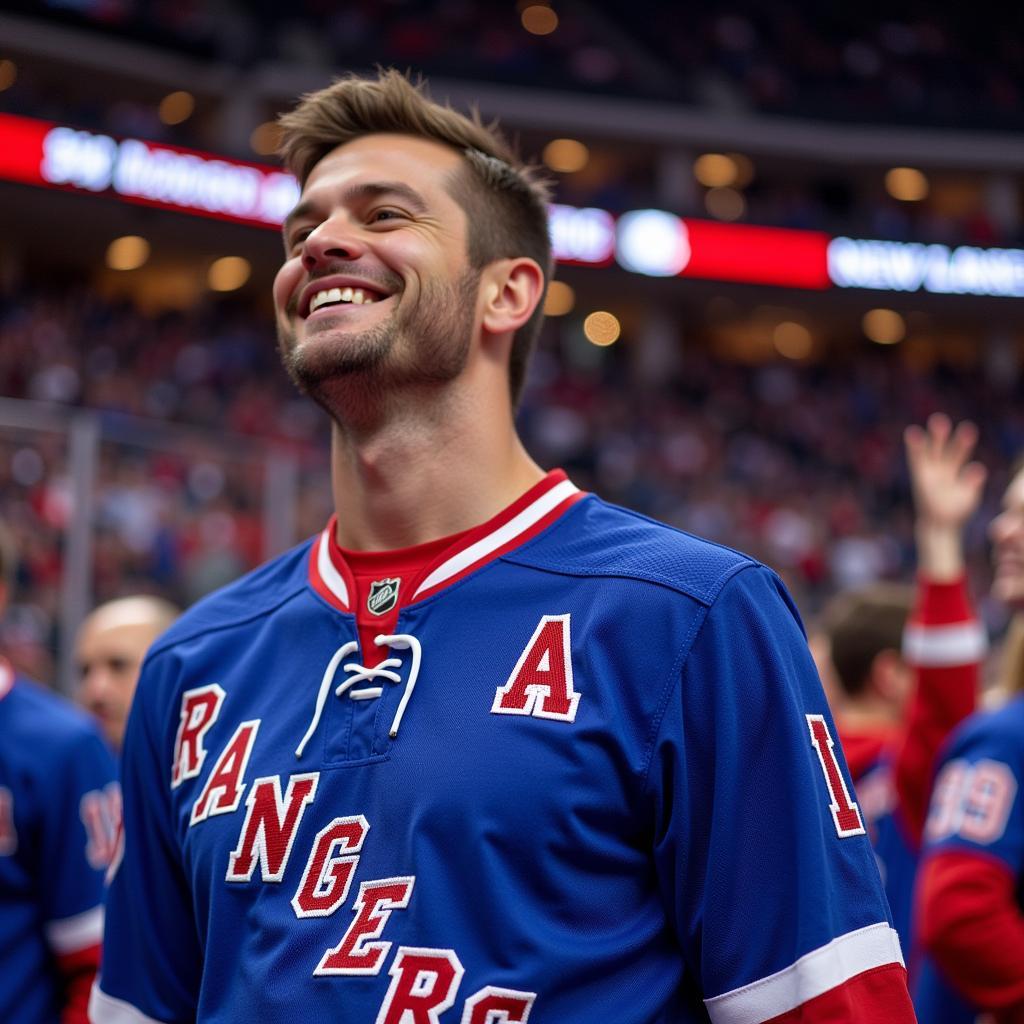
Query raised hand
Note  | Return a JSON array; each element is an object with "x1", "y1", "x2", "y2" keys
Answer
[{"x1": 904, "y1": 413, "x2": 987, "y2": 580}]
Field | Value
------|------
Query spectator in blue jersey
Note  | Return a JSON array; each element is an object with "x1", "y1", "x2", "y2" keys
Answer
[
  {"x1": 0, "y1": 520, "x2": 119, "y2": 1024},
  {"x1": 823, "y1": 414, "x2": 986, "y2": 959},
  {"x1": 92, "y1": 69, "x2": 916, "y2": 1024},
  {"x1": 916, "y1": 451, "x2": 1024, "y2": 1023},
  {"x1": 74, "y1": 595, "x2": 179, "y2": 752}
]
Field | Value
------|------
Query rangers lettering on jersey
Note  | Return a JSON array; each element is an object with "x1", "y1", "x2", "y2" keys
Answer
[
  {"x1": 377, "y1": 947, "x2": 464, "y2": 1024},
  {"x1": 190, "y1": 720, "x2": 260, "y2": 825},
  {"x1": 460, "y1": 986, "x2": 536, "y2": 1024},
  {"x1": 225, "y1": 773, "x2": 318, "y2": 882},
  {"x1": 172, "y1": 684, "x2": 225, "y2": 787},
  {"x1": 317, "y1": 877, "x2": 415, "y2": 975},
  {"x1": 292, "y1": 815, "x2": 369, "y2": 919},
  {"x1": 93, "y1": 472, "x2": 914, "y2": 1023}
]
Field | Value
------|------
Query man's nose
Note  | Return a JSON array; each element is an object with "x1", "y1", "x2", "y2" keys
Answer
[
  {"x1": 81, "y1": 668, "x2": 109, "y2": 699},
  {"x1": 301, "y1": 217, "x2": 367, "y2": 272}
]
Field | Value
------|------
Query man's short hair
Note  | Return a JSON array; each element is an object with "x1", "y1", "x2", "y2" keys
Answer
[
  {"x1": 277, "y1": 69, "x2": 553, "y2": 405},
  {"x1": 821, "y1": 583, "x2": 914, "y2": 698}
]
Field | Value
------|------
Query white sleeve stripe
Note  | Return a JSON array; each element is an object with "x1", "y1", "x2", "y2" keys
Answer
[
  {"x1": 46, "y1": 904, "x2": 103, "y2": 955},
  {"x1": 903, "y1": 621, "x2": 987, "y2": 666},
  {"x1": 88, "y1": 984, "x2": 171, "y2": 1024},
  {"x1": 703, "y1": 922, "x2": 904, "y2": 1024}
]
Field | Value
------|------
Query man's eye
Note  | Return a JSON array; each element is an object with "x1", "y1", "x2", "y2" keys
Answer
[{"x1": 370, "y1": 208, "x2": 404, "y2": 223}]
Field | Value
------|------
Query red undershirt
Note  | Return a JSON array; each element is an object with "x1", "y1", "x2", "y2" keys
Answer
[{"x1": 338, "y1": 529, "x2": 471, "y2": 667}]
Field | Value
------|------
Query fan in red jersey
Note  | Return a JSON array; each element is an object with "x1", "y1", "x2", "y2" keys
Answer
[
  {"x1": 821, "y1": 414, "x2": 986, "y2": 959},
  {"x1": 917, "y1": 444, "x2": 1024, "y2": 1024}
]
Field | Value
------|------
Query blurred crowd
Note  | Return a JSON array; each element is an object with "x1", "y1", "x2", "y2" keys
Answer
[
  {"x1": 1, "y1": 279, "x2": 1020, "y2": 683},
  {"x1": 0, "y1": 283, "x2": 330, "y2": 679},
  {"x1": 5, "y1": 5, "x2": 1019, "y2": 253},
  {"x1": 12, "y1": 1, "x2": 1022, "y2": 131}
]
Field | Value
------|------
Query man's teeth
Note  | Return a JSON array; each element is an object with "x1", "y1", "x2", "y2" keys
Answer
[{"x1": 308, "y1": 287, "x2": 377, "y2": 313}]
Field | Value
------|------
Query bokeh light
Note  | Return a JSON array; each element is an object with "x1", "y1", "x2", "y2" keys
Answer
[
  {"x1": 208, "y1": 257, "x2": 251, "y2": 292},
  {"x1": 772, "y1": 321, "x2": 814, "y2": 359},
  {"x1": 0, "y1": 59, "x2": 17, "y2": 92},
  {"x1": 862, "y1": 308, "x2": 906, "y2": 344},
  {"x1": 544, "y1": 281, "x2": 575, "y2": 316},
  {"x1": 250, "y1": 122, "x2": 281, "y2": 156},
  {"x1": 158, "y1": 90, "x2": 195, "y2": 126},
  {"x1": 106, "y1": 236, "x2": 150, "y2": 271},
  {"x1": 543, "y1": 138, "x2": 589, "y2": 173},
  {"x1": 885, "y1": 167, "x2": 929, "y2": 201},
  {"x1": 694, "y1": 153, "x2": 739, "y2": 188},
  {"x1": 583, "y1": 311, "x2": 621, "y2": 346},
  {"x1": 522, "y1": 4, "x2": 558, "y2": 35},
  {"x1": 705, "y1": 187, "x2": 746, "y2": 221}
]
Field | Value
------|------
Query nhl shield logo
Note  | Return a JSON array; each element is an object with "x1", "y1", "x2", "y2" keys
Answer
[{"x1": 367, "y1": 578, "x2": 400, "y2": 616}]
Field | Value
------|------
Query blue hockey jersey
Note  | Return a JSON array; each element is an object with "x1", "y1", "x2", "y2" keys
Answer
[
  {"x1": 915, "y1": 695, "x2": 1024, "y2": 1023},
  {"x1": 92, "y1": 474, "x2": 913, "y2": 1023},
  {"x1": 1, "y1": 659, "x2": 119, "y2": 1024}
]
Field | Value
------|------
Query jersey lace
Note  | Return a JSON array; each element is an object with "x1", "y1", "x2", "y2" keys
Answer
[{"x1": 295, "y1": 634, "x2": 422, "y2": 757}]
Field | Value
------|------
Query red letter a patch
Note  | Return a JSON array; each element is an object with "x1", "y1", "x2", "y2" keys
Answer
[{"x1": 492, "y1": 614, "x2": 580, "y2": 723}]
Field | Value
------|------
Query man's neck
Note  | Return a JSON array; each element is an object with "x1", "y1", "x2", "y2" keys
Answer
[
  {"x1": 837, "y1": 702, "x2": 900, "y2": 734},
  {"x1": 329, "y1": 383, "x2": 544, "y2": 551}
]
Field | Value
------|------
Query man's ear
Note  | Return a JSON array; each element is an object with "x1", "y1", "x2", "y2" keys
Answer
[
  {"x1": 871, "y1": 648, "x2": 911, "y2": 704},
  {"x1": 480, "y1": 258, "x2": 545, "y2": 337}
]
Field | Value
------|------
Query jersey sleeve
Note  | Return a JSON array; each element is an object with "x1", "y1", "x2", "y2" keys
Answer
[
  {"x1": 90, "y1": 654, "x2": 202, "y2": 1024},
  {"x1": 647, "y1": 564, "x2": 914, "y2": 1023},
  {"x1": 918, "y1": 705, "x2": 1024, "y2": 1014},
  {"x1": 896, "y1": 575, "x2": 984, "y2": 845},
  {"x1": 42, "y1": 725, "x2": 118, "y2": 1024}
]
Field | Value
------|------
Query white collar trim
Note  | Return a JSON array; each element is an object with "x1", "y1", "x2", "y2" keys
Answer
[{"x1": 412, "y1": 478, "x2": 579, "y2": 599}]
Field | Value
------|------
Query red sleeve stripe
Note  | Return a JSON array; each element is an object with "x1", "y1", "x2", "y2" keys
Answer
[
  {"x1": 703, "y1": 922, "x2": 905, "y2": 1024},
  {"x1": 57, "y1": 942, "x2": 101, "y2": 974},
  {"x1": 761, "y1": 962, "x2": 913, "y2": 1023},
  {"x1": 88, "y1": 985, "x2": 166, "y2": 1024},
  {"x1": 45, "y1": 904, "x2": 104, "y2": 955},
  {"x1": 903, "y1": 621, "x2": 987, "y2": 667}
]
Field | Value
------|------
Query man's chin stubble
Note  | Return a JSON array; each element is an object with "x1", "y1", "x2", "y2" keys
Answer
[
  {"x1": 275, "y1": 322, "x2": 401, "y2": 425},
  {"x1": 275, "y1": 269, "x2": 477, "y2": 421},
  {"x1": 277, "y1": 321, "x2": 392, "y2": 387}
]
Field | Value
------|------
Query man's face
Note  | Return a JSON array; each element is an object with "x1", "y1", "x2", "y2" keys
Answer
[
  {"x1": 991, "y1": 469, "x2": 1024, "y2": 607},
  {"x1": 273, "y1": 133, "x2": 481, "y2": 410},
  {"x1": 76, "y1": 617, "x2": 158, "y2": 750}
]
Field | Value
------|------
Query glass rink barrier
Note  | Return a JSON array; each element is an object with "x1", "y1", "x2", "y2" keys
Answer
[{"x1": 0, "y1": 397, "x2": 327, "y2": 694}]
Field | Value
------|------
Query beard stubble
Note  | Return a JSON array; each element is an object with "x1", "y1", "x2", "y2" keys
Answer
[{"x1": 276, "y1": 268, "x2": 481, "y2": 422}]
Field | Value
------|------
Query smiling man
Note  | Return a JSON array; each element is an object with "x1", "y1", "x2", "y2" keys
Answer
[{"x1": 91, "y1": 71, "x2": 915, "y2": 1024}]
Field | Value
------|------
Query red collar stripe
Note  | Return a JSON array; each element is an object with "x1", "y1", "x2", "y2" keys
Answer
[
  {"x1": 308, "y1": 471, "x2": 582, "y2": 614},
  {"x1": 412, "y1": 478, "x2": 579, "y2": 599}
]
